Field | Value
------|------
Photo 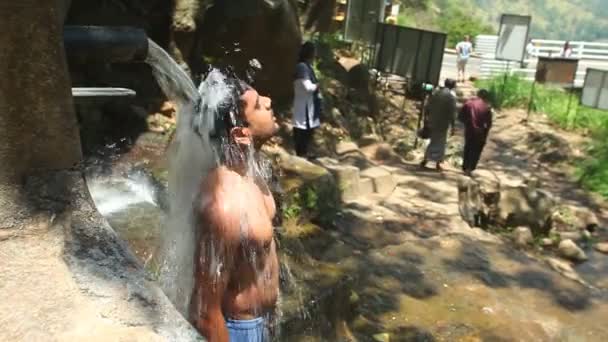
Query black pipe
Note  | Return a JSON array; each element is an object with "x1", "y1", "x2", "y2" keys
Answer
[{"x1": 63, "y1": 26, "x2": 148, "y2": 64}]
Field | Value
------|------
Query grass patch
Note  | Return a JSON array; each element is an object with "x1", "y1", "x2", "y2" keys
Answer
[{"x1": 476, "y1": 74, "x2": 608, "y2": 198}]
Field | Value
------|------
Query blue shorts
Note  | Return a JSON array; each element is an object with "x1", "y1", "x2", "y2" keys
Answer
[{"x1": 225, "y1": 317, "x2": 268, "y2": 342}]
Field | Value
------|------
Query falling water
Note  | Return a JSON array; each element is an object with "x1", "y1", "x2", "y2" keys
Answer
[
  {"x1": 146, "y1": 39, "x2": 209, "y2": 316},
  {"x1": 88, "y1": 170, "x2": 158, "y2": 216},
  {"x1": 145, "y1": 39, "x2": 264, "y2": 318}
]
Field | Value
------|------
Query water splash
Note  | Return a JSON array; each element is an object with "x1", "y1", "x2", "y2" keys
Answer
[
  {"x1": 146, "y1": 39, "x2": 209, "y2": 316},
  {"x1": 88, "y1": 171, "x2": 157, "y2": 216}
]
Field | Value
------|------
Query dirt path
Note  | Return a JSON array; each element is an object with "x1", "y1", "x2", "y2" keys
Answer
[
  {"x1": 483, "y1": 108, "x2": 608, "y2": 225},
  {"x1": 303, "y1": 94, "x2": 608, "y2": 341}
]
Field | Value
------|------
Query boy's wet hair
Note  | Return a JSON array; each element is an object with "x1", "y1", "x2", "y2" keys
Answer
[{"x1": 203, "y1": 67, "x2": 252, "y2": 140}]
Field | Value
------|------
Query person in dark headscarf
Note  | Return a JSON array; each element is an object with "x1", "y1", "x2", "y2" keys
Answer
[{"x1": 292, "y1": 41, "x2": 321, "y2": 159}]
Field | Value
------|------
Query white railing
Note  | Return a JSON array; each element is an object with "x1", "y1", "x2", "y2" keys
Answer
[
  {"x1": 531, "y1": 40, "x2": 608, "y2": 61},
  {"x1": 476, "y1": 34, "x2": 608, "y2": 87},
  {"x1": 479, "y1": 59, "x2": 590, "y2": 87},
  {"x1": 475, "y1": 35, "x2": 608, "y2": 61}
]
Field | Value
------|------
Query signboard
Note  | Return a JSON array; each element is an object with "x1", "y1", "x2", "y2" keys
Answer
[
  {"x1": 581, "y1": 68, "x2": 608, "y2": 110},
  {"x1": 373, "y1": 23, "x2": 447, "y2": 86},
  {"x1": 496, "y1": 14, "x2": 531, "y2": 62},
  {"x1": 535, "y1": 57, "x2": 579, "y2": 85},
  {"x1": 344, "y1": 0, "x2": 385, "y2": 43}
]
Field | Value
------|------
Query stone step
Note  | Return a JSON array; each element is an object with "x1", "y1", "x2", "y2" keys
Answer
[
  {"x1": 360, "y1": 167, "x2": 396, "y2": 197},
  {"x1": 359, "y1": 177, "x2": 375, "y2": 197},
  {"x1": 335, "y1": 140, "x2": 359, "y2": 155},
  {"x1": 317, "y1": 157, "x2": 361, "y2": 202}
]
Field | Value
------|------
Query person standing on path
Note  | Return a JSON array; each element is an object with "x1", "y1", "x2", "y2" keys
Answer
[
  {"x1": 456, "y1": 35, "x2": 473, "y2": 83},
  {"x1": 459, "y1": 89, "x2": 493, "y2": 175},
  {"x1": 292, "y1": 41, "x2": 322, "y2": 159},
  {"x1": 420, "y1": 78, "x2": 458, "y2": 171}
]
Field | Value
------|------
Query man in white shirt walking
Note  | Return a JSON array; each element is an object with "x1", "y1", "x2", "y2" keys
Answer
[{"x1": 456, "y1": 35, "x2": 473, "y2": 83}]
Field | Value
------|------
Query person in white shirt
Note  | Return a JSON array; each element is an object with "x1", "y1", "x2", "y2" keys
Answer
[
  {"x1": 292, "y1": 41, "x2": 321, "y2": 158},
  {"x1": 560, "y1": 41, "x2": 573, "y2": 58},
  {"x1": 523, "y1": 38, "x2": 538, "y2": 67},
  {"x1": 526, "y1": 39, "x2": 538, "y2": 58},
  {"x1": 455, "y1": 35, "x2": 473, "y2": 83}
]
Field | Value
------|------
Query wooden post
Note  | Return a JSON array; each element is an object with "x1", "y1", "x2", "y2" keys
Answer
[
  {"x1": 414, "y1": 93, "x2": 427, "y2": 148},
  {"x1": 526, "y1": 81, "x2": 536, "y2": 121}
]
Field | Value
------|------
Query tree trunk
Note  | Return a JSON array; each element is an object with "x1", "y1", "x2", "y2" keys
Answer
[{"x1": 0, "y1": 0, "x2": 81, "y2": 228}]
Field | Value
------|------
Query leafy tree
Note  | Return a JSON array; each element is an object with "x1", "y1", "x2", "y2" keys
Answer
[{"x1": 437, "y1": 4, "x2": 493, "y2": 47}]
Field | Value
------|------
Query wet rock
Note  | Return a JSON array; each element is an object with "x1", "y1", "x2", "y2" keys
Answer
[
  {"x1": 361, "y1": 167, "x2": 396, "y2": 197},
  {"x1": 540, "y1": 238, "x2": 555, "y2": 247},
  {"x1": 336, "y1": 141, "x2": 359, "y2": 155},
  {"x1": 557, "y1": 231, "x2": 583, "y2": 242},
  {"x1": 558, "y1": 239, "x2": 588, "y2": 262},
  {"x1": 582, "y1": 230, "x2": 592, "y2": 240},
  {"x1": 147, "y1": 113, "x2": 175, "y2": 133},
  {"x1": 513, "y1": 227, "x2": 534, "y2": 247},
  {"x1": 159, "y1": 101, "x2": 176, "y2": 117},
  {"x1": 263, "y1": 145, "x2": 329, "y2": 180},
  {"x1": 498, "y1": 186, "x2": 556, "y2": 235},
  {"x1": 595, "y1": 242, "x2": 608, "y2": 254},
  {"x1": 459, "y1": 171, "x2": 558, "y2": 233},
  {"x1": 359, "y1": 134, "x2": 381, "y2": 147},
  {"x1": 546, "y1": 257, "x2": 586, "y2": 284},
  {"x1": 199, "y1": 0, "x2": 302, "y2": 99},
  {"x1": 551, "y1": 205, "x2": 600, "y2": 232},
  {"x1": 373, "y1": 332, "x2": 391, "y2": 342}
]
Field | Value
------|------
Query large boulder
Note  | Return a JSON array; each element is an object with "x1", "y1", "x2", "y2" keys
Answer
[
  {"x1": 199, "y1": 0, "x2": 302, "y2": 100},
  {"x1": 497, "y1": 185, "x2": 556, "y2": 234},
  {"x1": 551, "y1": 204, "x2": 600, "y2": 233},
  {"x1": 458, "y1": 171, "x2": 556, "y2": 234}
]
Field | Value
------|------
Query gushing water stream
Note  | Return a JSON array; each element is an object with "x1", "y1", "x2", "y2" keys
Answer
[{"x1": 145, "y1": 39, "x2": 209, "y2": 316}]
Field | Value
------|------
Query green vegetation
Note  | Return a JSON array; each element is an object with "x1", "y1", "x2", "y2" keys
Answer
[
  {"x1": 395, "y1": 0, "x2": 608, "y2": 42},
  {"x1": 282, "y1": 179, "x2": 341, "y2": 227},
  {"x1": 436, "y1": 4, "x2": 493, "y2": 47},
  {"x1": 476, "y1": 74, "x2": 608, "y2": 198}
]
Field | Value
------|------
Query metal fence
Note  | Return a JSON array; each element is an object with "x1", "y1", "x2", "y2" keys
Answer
[{"x1": 373, "y1": 23, "x2": 447, "y2": 86}]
